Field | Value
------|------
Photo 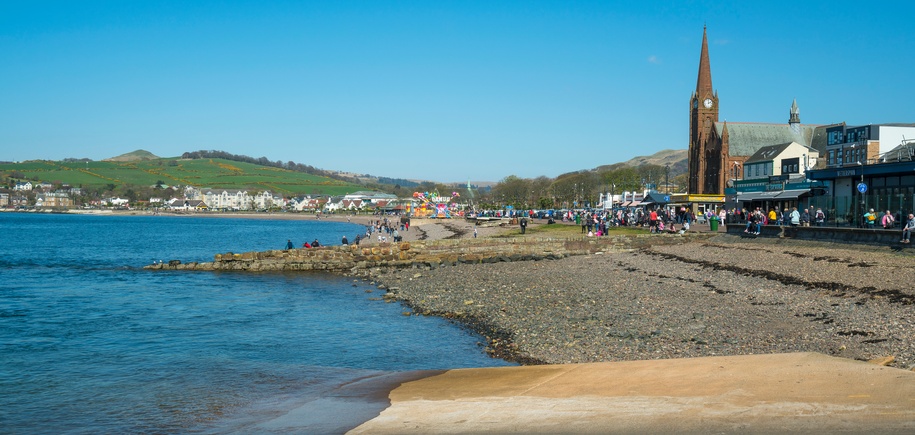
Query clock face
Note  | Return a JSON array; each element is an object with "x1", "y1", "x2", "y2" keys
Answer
[{"x1": 703, "y1": 98, "x2": 713, "y2": 108}]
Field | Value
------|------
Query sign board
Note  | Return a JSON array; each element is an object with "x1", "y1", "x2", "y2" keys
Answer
[{"x1": 857, "y1": 183, "x2": 868, "y2": 194}]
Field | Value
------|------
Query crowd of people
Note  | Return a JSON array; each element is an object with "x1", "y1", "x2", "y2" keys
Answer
[
  {"x1": 281, "y1": 215, "x2": 416, "y2": 251},
  {"x1": 534, "y1": 207, "x2": 702, "y2": 236},
  {"x1": 364, "y1": 217, "x2": 406, "y2": 243}
]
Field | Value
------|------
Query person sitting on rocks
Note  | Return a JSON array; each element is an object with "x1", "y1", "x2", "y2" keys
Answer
[
  {"x1": 312, "y1": 239, "x2": 321, "y2": 248},
  {"x1": 302, "y1": 241, "x2": 312, "y2": 249}
]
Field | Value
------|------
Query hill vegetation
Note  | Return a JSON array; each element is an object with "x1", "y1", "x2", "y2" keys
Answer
[
  {"x1": 1, "y1": 148, "x2": 688, "y2": 210},
  {"x1": 0, "y1": 156, "x2": 362, "y2": 196}
]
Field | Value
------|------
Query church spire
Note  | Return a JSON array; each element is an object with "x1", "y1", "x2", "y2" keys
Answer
[
  {"x1": 696, "y1": 26, "x2": 713, "y2": 96},
  {"x1": 789, "y1": 98, "x2": 800, "y2": 124}
]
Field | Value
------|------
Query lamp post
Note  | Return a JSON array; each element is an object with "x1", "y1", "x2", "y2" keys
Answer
[
  {"x1": 858, "y1": 160, "x2": 865, "y2": 226},
  {"x1": 665, "y1": 163, "x2": 670, "y2": 194},
  {"x1": 611, "y1": 184, "x2": 615, "y2": 208}
]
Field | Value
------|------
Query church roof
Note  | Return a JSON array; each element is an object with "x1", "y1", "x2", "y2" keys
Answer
[{"x1": 715, "y1": 122, "x2": 821, "y2": 157}]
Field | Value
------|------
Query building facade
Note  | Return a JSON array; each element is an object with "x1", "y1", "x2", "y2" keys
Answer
[
  {"x1": 687, "y1": 27, "x2": 834, "y2": 197},
  {"x1": 808, "y1": 126, "x2": 915, "y2": 226}
]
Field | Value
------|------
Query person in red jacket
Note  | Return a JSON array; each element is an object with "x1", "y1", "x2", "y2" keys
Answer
[{"x1": 648, "y1": 209, "x2": 659, "y2": 233}]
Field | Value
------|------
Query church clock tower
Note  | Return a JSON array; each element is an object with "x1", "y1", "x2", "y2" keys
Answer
[{"x1": 688, "y1": 26, "x2": 720, "y2": 194}]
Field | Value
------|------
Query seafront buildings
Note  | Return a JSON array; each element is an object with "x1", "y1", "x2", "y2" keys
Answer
[{"x1": 684, "y1": 26, "x2": 915, "y2": 225}]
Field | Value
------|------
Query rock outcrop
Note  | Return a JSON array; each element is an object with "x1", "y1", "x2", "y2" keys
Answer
[{"x1": 144, "y1": 234, "x2": 713, "y2": 272}]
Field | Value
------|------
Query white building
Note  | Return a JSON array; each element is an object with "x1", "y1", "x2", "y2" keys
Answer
[
  {"x1": 201, "y1": 189, "x2": 280, "y2": 210},
  {"x1": 13, "y1": 181, "x2": 32, "y2": 191},
  {"x1": 107, "y1": 197, "x2": 129, "y2": 207},
  {"x1": 743, "y1": 141, "x2": 819, "y2": 180}
]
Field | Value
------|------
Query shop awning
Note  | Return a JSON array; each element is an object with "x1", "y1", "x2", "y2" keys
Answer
[
  {"x1": 736, "y1": 189, "x2": 810, "y2": 201},
  {"x1": 736, "y1": 191, "x2": 782, "y2": 201},
  {"x1": 776, "y1": 189, "x2": 811, "y2": 199}
]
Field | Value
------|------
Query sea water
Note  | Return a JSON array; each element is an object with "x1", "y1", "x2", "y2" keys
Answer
[{"x1": 0, "y1": 213, "x2": 513, "y2": 434}]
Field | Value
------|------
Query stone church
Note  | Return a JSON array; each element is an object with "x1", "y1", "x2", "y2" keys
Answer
[{"x1": 687, "y1": 27, "x2": 831, "y2": 195}]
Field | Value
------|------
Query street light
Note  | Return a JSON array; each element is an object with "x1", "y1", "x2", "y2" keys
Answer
[
  {"x1": 665, "y1": 163, "x2": 670, "y2": 194},
  {"x1": 857, "y1": 160, "x2": 865, "y2": 226}
]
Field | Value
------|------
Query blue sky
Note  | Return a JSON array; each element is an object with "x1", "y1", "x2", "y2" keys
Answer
[{"x1": 2, "y1": 1, "x2": 913, "y2": 182}]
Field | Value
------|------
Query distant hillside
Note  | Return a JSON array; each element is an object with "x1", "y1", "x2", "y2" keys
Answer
[
  {"x1": 0, "y1": 157, "x2": 363, "y2": 195},
  {"x1": 596, "y1": 149, "x2": 688, "y2": 176},
  {"x1": 104, "y1": 149, "x2": 160, "y2": 162}
]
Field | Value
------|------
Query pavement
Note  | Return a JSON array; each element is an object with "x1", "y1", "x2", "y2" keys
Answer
[{"x1": 347, "y1": 352, "x2": 915, "y2": 434}]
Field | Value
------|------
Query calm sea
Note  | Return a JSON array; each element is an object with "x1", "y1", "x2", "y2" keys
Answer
[{"x1": 0, "y1": 213, "x2": 512, "y2": 434}]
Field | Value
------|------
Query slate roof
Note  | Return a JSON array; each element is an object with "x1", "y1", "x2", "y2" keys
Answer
[
  {"x1": 744, "y1": 142, "x2": 797, "y2": 164},
  {"x1": 717, "y1": 123, "x2": 820, "y2": 157}
]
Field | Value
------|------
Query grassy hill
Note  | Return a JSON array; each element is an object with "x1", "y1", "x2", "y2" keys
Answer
[{"x1": 0, "y1": 157, "x2": 363, "y2": 195}]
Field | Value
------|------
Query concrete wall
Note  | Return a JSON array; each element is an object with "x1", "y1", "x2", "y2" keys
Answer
[{"x1": 725, "y1": 223, "x2": 907, "y2": 245}]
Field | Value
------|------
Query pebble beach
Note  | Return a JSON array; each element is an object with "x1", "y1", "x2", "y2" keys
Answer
[{"x1": 366, "y1": 223, "x2": 915, "y2": 369}]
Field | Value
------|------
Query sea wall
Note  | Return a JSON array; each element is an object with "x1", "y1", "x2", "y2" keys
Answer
[
  {"x1": 144, "y1": 233, "x2": 714, "y2": 272},
  {"x1": 724, "y1": 223, "x2": 909, "y2": 245}
]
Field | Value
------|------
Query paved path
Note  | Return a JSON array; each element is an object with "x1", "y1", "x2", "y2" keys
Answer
[{"x1": 348, "y1": 352, "x2": 915, "y2": 434}]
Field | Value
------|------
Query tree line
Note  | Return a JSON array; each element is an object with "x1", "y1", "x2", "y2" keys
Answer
[
  {"x1": 180, "y1": 150, "x2": 360, "y2": 184},
  {"x1": 482, "y1": 164, "x2": 687, "y2": 210}
]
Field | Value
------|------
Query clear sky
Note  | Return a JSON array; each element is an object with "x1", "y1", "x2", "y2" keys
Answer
[{"x1": 2, "y1": 1, "x2": 913, "y2": 183}]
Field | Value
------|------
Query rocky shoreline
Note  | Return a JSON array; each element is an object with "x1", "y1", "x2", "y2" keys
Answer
[{"x1": 365, "y1": 234, "x2": 915, "y2": 369}]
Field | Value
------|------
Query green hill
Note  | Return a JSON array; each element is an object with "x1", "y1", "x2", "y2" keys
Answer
[{"x1": 0, "y1": 157, "x2": 363, "y2": 195}]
